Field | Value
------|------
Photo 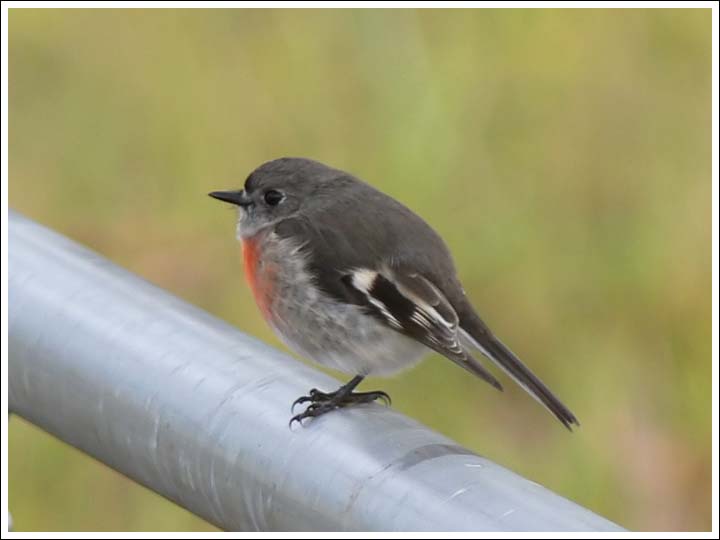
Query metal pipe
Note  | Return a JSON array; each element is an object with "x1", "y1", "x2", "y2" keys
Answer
[{"x1": 8, "y1": 210, "x2": 624, "y2": 532}]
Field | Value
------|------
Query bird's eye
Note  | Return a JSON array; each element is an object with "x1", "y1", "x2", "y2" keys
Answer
[{"x1": 264, "y1": 190, "x2": 284, "y2": 206}]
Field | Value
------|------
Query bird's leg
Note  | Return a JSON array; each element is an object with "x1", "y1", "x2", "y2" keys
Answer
[{"x1": 290, "y1": 375, "x2": 391, "y2": 426}]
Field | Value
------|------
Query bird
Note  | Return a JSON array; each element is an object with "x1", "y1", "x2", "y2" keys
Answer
[{"x1": 209, "y1": 157, "x2": 579, "y2": 429}]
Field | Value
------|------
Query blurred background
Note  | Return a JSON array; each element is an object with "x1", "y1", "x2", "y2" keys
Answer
[{"x1": 8, "y1": 8, "x2": 711, "y2": 532}]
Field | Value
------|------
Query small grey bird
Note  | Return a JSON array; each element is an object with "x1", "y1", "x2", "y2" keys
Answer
[{"x1": 210, "y1": 157, "x2": 579, "y2": 429}]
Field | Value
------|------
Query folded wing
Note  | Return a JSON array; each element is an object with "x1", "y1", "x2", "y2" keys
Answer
[{"x1": 342, "y1": 268, "x2": 503, "y2": 391}]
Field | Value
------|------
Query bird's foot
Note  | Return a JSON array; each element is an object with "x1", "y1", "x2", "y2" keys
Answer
[{"x1": 290, "y1": 388, "x2": 391, "y2": 426}]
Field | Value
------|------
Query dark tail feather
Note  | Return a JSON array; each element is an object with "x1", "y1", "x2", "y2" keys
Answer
[
  {"x1": 460, "y1": 314, "x2": 579, "y2": 430},
  {"x1": 449, "y1": 350, "x2": 504, "y2": 392}
]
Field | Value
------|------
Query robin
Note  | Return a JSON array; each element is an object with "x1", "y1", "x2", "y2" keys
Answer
[{"x1": 210, "y1": 157, "x2": 579, "y2": 429}]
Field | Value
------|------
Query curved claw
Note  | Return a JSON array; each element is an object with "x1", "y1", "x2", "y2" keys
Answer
[
  {"x1": 288, "y1": 414, "x2": 305, "y2": 428},
  {"x1": 289, "y1": 403, "x2": 327, "y2": 428},
  {"x1": 291, "y1": 395, "x2": 312, "y2": 414},
  {"x1": 289, "y1": 404, "x2": 316, "y2": 427}
]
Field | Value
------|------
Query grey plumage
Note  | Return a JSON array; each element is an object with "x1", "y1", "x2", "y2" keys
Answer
[{"x1": 213, "y1": 157, "x2": 579, "y2": 429}]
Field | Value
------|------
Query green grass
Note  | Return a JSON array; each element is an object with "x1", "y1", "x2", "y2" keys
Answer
[{"x1": 8, "y1": 8, "x2": 712, "y2": 531}]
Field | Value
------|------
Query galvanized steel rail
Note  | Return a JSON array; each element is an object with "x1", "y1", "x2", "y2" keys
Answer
[{"x1": 7, "y1": 210, "x2": 624, "y2": 532}]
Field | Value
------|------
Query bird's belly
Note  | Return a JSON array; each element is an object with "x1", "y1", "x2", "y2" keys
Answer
[
  {"x1": 248, "y1": 232, "x2": 428, "y2": 376},
  {"x1": 271, "y1": 296, "x2": 428, "y2": 376}
]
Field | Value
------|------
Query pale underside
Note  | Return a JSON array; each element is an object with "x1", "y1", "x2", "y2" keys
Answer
[{"x1": 250, "y1": 229, "x2": 431, "y2": 376}]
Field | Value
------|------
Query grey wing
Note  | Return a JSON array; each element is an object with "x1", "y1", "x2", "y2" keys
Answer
[
  {"x1": 274, "y1": 216, "x2": 501, "y2": 390},
  {"x1": 342, "y1": 267, "x2": 503, "y2": 391}
]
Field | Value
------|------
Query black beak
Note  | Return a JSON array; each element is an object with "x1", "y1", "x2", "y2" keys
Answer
[{"x1": 208, "y1": 190, "x2": 253, "y2": 207}]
